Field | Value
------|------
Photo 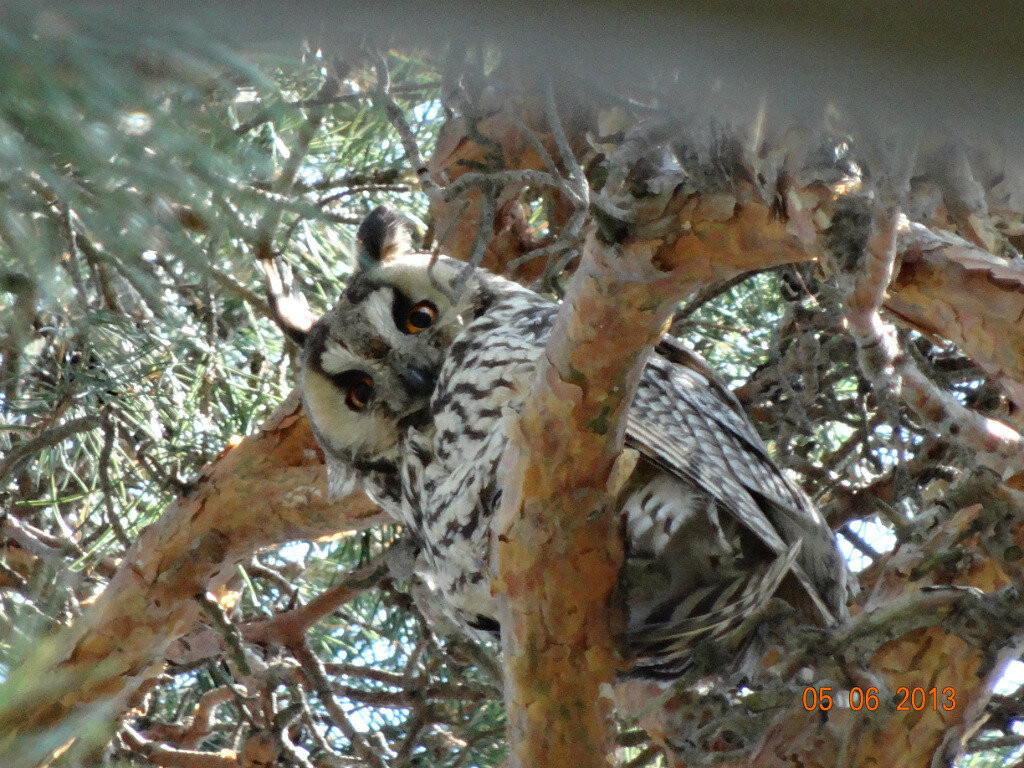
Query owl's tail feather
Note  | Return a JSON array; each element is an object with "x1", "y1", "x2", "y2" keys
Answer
[
  {"x1": 624, "y1": 540, "x2": 803, "y2": 674},
  {"x1": 783, "y1": 559, "x2": 849, "y2": 628}
]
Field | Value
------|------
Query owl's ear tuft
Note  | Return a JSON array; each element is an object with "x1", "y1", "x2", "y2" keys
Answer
[
  {"x1": 257, "y1": 257, "x2": 314, "y2": 347},
  {"x1": 356, "y1": 206, "x2": 412, "y2": 270},
  {"x1": 470, "y1": 283, "x2": 497, "y2": 320}
]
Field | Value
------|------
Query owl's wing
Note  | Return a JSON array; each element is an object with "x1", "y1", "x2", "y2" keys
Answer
[
  {"x1": 654, "y1": 336, "x2": 749, "y2": 420},
  {"x1": 624, "y1": 345, "x2": 848, "y2": 626}
]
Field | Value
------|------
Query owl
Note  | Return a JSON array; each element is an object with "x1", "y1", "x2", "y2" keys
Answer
[{"x1": 268, "y1": 206, "x2": 849, "y2": 680}]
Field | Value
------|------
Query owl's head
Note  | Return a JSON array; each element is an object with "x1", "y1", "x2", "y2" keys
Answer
[{"x1": 267, "y1": 206, "x2": 496, "y2": 506}]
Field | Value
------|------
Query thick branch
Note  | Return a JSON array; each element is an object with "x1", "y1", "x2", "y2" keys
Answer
[
  {"x1": 823, "y1": 195, "x2": 1024, "y2": 478},
  {"x1": 0, "y1": 392, "x2": 383, "y2": 761},
  {"x1": 494, "y1": 226, "x2": 697, "y2": 768},
  {"x1": 430, "y1": 99, "x2": 1024, "y2": 411},
  {"x1": 889, "y1": 223, "x2": 1024, "y2": 410}
]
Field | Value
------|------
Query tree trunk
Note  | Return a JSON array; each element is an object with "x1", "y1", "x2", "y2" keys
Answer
[{"x1": 495, "y1": 228, "x2": 699, "y2": 768}]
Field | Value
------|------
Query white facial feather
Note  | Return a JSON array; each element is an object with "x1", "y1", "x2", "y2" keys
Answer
[
  {"x1": 300, "y1": 368, "x2": 398, "y2": 457},
  {"x1": 362, "y1": 289, "x2": 402, "y2": 344},
  {"x1": 319, "y1": 339, "x2": 363, "y2": 376}
]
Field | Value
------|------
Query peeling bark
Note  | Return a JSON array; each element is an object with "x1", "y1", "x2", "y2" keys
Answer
[{"x1": 749, "y1": 473, "x2": 1024, "y2": 768}]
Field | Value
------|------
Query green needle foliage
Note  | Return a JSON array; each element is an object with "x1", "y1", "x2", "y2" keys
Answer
[
  {"x1": 0, "y1": 8, "x2": 1020, "y2": 768},
  {"x1": 0, "y1": 11, "x2": 477, "y2": 766}
]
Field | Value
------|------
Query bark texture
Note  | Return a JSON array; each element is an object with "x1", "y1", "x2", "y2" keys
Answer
[
  {"x1": 494, "y1": 229, "x2": 696, "y2": 768},
  {"x1": 748, "y1": 472, "x2": 1024, "y2": 768}
]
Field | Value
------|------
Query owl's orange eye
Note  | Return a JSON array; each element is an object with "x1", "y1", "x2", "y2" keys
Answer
[
  {"x1": 405, "y1": 301, "x2": 438, "y2": 334},
  {"x1": 345, "y1": 375, "x2": 374, "y2": 411}
]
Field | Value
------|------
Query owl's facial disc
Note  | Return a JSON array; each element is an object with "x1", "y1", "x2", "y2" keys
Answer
[{"x1": 296, "y1": 248, "x2": 483, "y2": 505}]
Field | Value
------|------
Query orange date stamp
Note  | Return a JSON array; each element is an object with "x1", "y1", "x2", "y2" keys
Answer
[{"x1": 802, "y1": 686, "x2": 957, "y2": 712}]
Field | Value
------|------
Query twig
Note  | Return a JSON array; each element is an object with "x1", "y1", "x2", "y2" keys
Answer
[
  {"x1": 1, "y1": 511, "x2": 116, "y2": 579},
  {"x1": 543, "y1": 80, "x2": 588, "y2": 207},
  {"x1": 670, "y1": 270, "x2": 761, "y2": 330},
  {"x1": 966, "y1": 734, "x2": 1024, "y2": 753},
  {"x1": 253, "y1": 62, "x2": 343, "y2": 262},
  {"x1": 295, "y1": 684, "x2": 349, "y2": 763},
  {"x1": 0, "y1": 268, "x2": 36, "y2": 411},
  {"x1": 393, "y1": 693, "x2": 431, "y2": 768},
  {"x1": 838, "y1": 524, "x2": 880, "y2": 560},
  {"x1": 442, "y1": 169, "x2": 562, "y2": 201},
  {"x1": 196, "y1": 592, "x2": 252, "y2": 676},
  {"x1": 245, "y1": 557, "x2": 297, "y2": 597},
  {"x1": 292, "y1": 640, "x2": 390, "y2": 768},
  {"x1": 828, "y1": 586, "x2": 990, "y2": 651},
  {"x1": 0, "y1": 560, "x2": 28, "y2": 591},
  {"x1": 453, "y1": 186, "x2": 496, "y2": 295},
  {"x1": 328, "y1": 684, "x2": 488, "y2": 708},
  {"x1": 121, "y1": 723, "x2": 238, "y2": 768},
  {"x1": 141, "y1": 686, "x2": 238, "y2": 749},
  {"x1": 98, "y1": 413, "x2": 132, "y2": 548},
  {"x1": 623, "y1": 744, "x2": 662, "y2": 768},
  {"x1": 252, "y1": 552, "x2": 390, "y2": 643},
  {"x1": 205, "y1": 265, "x2": 273, "y2": 320},
  {"x1": 508, "y1": 113, "x2": 571, "y2": 195},
  {"x1": 233, "y1": 92, "x2": 355, "y2": 136},
  {"x1": 0, "y1": 415, "x2": 99, "y2": 487},
  {"x1": 370, "y1": 50, "x2": 443, "y2": 202},
  {"x1": 274, "y1": 703, "x2": 319, "y2": 768},
  {"x1": 503, "y1": 109, "x2": 589, "y2": 281}
]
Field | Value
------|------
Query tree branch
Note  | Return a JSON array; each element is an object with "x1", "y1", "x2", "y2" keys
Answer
[
  {"x1": 0, "y1": 392, "x2": 384, "y2": 764},
  {"x1": 495, "y1": 219, "x2": 700, "y2": 767},
  {"x1": 823, "y1": 194, "x2": 1024, "y2": 479}
]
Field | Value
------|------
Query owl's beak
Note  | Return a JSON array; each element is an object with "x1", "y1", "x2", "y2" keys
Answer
[{"x1": 398, "y1": 365, "x2": 436, "y2": 398}]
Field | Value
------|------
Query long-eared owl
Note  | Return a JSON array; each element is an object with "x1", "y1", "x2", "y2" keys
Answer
[{"x1": 269, "y1": 205, "x2": 849, "y2": 679}]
